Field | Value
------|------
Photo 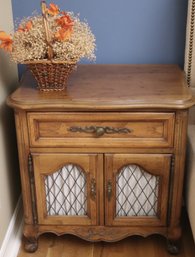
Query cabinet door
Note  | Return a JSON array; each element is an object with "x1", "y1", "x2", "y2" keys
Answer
[
  {"x1": 105, "y1": 154, "x2": 171, "y2": 226},
  {"x1": 32, "y1": 153, "x2": 102, "y2": 225}
]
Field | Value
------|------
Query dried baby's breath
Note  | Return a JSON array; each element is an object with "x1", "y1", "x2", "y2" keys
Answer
[
  {"x1": 12, "y1": 16, "x2": 47, "y2": 62},
  {"x1": 11, "y1": 12, "x2": 96, "y2": 63}
]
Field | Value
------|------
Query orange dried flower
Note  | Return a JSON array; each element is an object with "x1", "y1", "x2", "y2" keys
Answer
[
  {"x1": 55, "y1": 27, "x2": 72, "y2": 41},
  {"x1": 56, "y1": 14, "x2": 74, "y2": 30},
  {"x1": 46, "y1": 3, "x2": 59, "y2": 16},
  {"x1": 0, "y1": 31, "x2": 13, "y2": 52},
  {"x1": 17, "y1": 21, "x2": 33, "y2": 32},
  {"x1": 55, "y1": 13, "x2": 74, "y2": 42}
]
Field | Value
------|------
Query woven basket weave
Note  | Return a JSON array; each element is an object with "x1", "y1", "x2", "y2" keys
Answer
[
  {"x1": 27, "y1": 62, "x2": 75, "y2": 91},
  {"x1": 24, "y1": 1, "x2": 76, "y2": 92}
]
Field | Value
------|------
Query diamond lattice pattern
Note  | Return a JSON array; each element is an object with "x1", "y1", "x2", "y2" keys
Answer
[
  {"x1": 45, "y1": 164, "x2": 87, "y2": 216},
  {"x1": 116, "y1": 164, "x2": 159, "y2": 217}
]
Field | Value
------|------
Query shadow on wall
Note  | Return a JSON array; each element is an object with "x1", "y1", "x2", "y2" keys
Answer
[
  {"x1": 0, "y1": 52, "x2": 18, "y2": 93},
  {"x1": 0, "y1": 52, "x2": 21, "y2": 210}
]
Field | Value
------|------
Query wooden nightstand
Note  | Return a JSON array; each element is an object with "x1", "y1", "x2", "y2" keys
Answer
[{"x1": 7, "y1": 65, "x2": 195, "y2": 254}]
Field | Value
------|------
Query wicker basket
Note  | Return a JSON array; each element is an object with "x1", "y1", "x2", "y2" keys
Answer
[
  {"x1": 24, "y1": 1, "x2": 76, "y2": 92},
  {"x1": 26, "y1": 61, "x2": 76, "y2": 91}
]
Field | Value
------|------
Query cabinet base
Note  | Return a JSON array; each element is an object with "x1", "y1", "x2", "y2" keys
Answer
[{"x1": 23, "y1": 224, "x2": 181, "y2": 253}]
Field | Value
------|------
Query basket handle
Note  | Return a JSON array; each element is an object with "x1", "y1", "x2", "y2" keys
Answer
[{"x1": 41, "y1": 1, "x2": 54, "y2": 60}]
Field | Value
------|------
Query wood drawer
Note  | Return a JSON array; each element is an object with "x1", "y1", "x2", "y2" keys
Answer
[{"x1": 27, "y1": 112, "x2": 175, "y2": 148}]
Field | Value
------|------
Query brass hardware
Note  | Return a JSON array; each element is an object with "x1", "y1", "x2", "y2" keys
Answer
[
  {"x1": 68, "y1": 126, "x2": 132, "y2": 137},
  {"x1": 90, "y1": 178, "x2": 96, "y2": 200},
  {"x1": 28, "y1": 153, "x2": 38, "y2": 225},
  {"x1": 95, "y1": 127, "x2": 105, "y2": 137},
  {"x1": 107, "y1": 180, "x2": 112, "y2": 201}
]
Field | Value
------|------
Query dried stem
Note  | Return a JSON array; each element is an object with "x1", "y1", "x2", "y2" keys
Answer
[{"x1": 41, "y1": 1, "x2": 53, "y2": 60}]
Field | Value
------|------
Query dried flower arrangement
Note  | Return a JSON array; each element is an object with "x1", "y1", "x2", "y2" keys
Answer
[{"x1": 0, "y1": 1, "x2": 96, "y2": 91}]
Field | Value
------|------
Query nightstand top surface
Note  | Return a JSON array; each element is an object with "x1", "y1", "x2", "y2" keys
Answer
[{"x1": 7, "y1": 64, "x2": 195, "y2": 110}]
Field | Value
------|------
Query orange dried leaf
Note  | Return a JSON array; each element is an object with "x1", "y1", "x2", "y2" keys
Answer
[
  {"x1": 55, "y1": 28, "x2": 72, "y2": 41},
  {"x1": 17, "y1": 20, "x2": 33, "y2": 32},
  {"x1": 0, "y1": 31, "x2": 13, "y2": 52},
  {"x1": 47, "y1": 3, "x2": 59, "y2": 16},
  {"x1": 0, "y1": 42, "x2": 12, "y2": 52},
  {"x1": 17, "y1": 27, "x2": 25, "y2": 32},
  {"x1": 25, "y1": 21, "x2": 33, "y2": 31},
  {"x1": 56, "y1": 14, "x2": 74, "y2": 29},
  {"x1": 0, "y1": 31, "x2": 12, "y2": 41}
]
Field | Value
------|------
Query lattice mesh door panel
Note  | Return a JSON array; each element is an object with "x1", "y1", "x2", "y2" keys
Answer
[
  {"x1": 45, "y1": 164, "x2": 87, "y2": 216},
  {"x1": 116, "y1": 164, "x2": 159, "y2": 217}
]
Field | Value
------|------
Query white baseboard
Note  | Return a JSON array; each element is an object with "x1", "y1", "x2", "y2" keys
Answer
[{"x1": 0, "y1": 196, "x2": 23, "y2": 257}]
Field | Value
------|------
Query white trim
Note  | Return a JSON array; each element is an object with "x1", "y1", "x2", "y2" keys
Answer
[{"x1": 0, "y1": 196, "x2": 23, "y2": 257}]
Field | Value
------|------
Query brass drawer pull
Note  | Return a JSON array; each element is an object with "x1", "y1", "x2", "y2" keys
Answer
[
  {"x1": 90, "y1": 178, "x2": 96, "y2": 200},
  {"x1": 107, "y1": 180, "x2": 112, "y2": 201},
  {"x1": 68, "y1": 126, "x2": 132, "y2": 137}
]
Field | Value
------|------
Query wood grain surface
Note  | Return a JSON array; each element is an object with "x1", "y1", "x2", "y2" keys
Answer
[
  {"x1": 7, "y1": 65, "x2": 195, "y2": 110},
  {"x1": 27, "y1": 112, "x2": 175, "y2": 148}
]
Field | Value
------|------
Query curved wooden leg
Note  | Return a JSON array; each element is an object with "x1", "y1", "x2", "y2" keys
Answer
[
  {"x1": 24, "y1": 236, "x2": 38, "y2": 253},
  {"x1": 23, "y1": 224, "x2": 39, "y2": 252},
  {"x1": 167, "y1": 226, "x2": 181, "y2": 255},
  {"x1": 166, "y1": 239, "x2": 180, "y2": 255}
]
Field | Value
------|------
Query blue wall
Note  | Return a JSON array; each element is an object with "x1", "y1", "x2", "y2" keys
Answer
[{"x1": 12, "y1": 0, "x2": 188, "y2": 66}]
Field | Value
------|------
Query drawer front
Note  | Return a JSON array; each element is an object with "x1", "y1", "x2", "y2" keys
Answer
[{"x1": 27, "y1": 112, "x2": 175, "y2": 148}]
